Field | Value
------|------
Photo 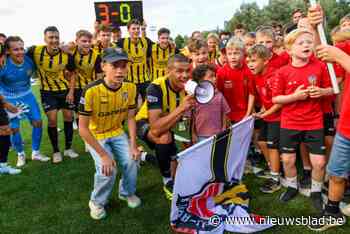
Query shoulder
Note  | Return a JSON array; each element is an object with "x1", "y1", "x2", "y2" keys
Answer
[{"x1": 83, "y1": 79, "x2": 104, "y2": 94}]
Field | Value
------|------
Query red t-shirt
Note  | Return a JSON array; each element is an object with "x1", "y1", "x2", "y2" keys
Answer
[
  {"x1": 250, "y1": 66, "x2": 280, "y2": 122},
  {"x1": 217, "y1": 64, "x2": 252, "y2": 122},
  {"x1": 271, "y1": 59, "x2": 332, "y2": 130},
  {"x1": 268, "y1": 51, "x2": 290, "y2": 69}
]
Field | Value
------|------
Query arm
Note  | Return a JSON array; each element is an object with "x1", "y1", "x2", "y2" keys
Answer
[
  {"x1": 272, "y1": 85, "x2": 309, "y2": 104},
  {"x1": 127, "y1": 108, "x2": 141, "y2": 160},
  {"x1": 65, "y1": 55, "x2": 76, "y2": 104},
  {"x1": 317, "y1": 45, "x2": 350, "y2": 73},
  {"x1": 260, "y1": 104, "x2": 282, "y2": 119},
  {"x1": 245, "y1": 94, "x2": 255, "y2": 117}
]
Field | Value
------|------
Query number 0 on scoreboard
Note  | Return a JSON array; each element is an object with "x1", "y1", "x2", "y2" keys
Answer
[{"x1": 94, "y1": 1, "x2": 143, "y2": 26}]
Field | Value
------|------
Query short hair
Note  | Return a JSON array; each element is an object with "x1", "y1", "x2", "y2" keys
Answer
[
  {"x1": 167, "y1": 54, "x2": 190, "y2": 68},
  {"x1": 292, "y1": 8, "x2": 303, "y2": 16},
  {"x1": 207, "y1": 33, "x2": 219, "y2": 42},
  {"x1": 192, "y1": 64, "x2": 216, "y2": 83},
  {"x1": 226, "y1": 37, "x2": 245, "y2": 51},
  {"x1": 158, "y1": 27, "x2": 170, "y2": 37},
  {"x1": 76, "y1": 30, "x2": 93, "y2": 39},
  {"x1": 256, "y1": 26, "x2": 275, "y2": 41},
  {"x1": 244, "y1": 32, "x2": 256, "y2": 39},
  {"x1": 44, "y1": 26, "x2": 59, "y2": 34},
  {"x1": 127, "y1": 19, "x2": 141, "y2": 29},
  {"x1": 98, "y1": 24, "x2": 111, "y2": 33},
  {"x1": 187, "y1": 39, "x2": 208, "y2": 53},
  {"x1": 235, "y1": 23, "x2": 245, "y2": 30},
  {"x1": 191, "y1": 31, "x2": 201, "y2": 39},
  {"x1": 284, "y1": 28, "x2": 313, "y2": 50},
  {"x1": 271, "y1": 21, "x2": 283, "y2": 29},
  {"x1": 246, "y1": 44, "x2": 271, "y2": 60},
  {"x1": 4, "y1": 36, "x2": 24, "y2": 50},
  {"x1": 331, "y1": 26, "x2": 350, "y2": 43},
  {"x1": 111, "y1": 25, "x2": 121, "y2": 33},
  {"x1": 340, "y1": 13, "x2": 350, "y2": 26},
  {"x1": 0, "y1": 33, "x2": 6, "y2": 39}
]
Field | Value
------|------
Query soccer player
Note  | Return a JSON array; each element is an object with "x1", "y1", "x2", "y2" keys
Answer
[
  {"x1": 72, "y1": 30, "x2": 103, "y2": 125},
  {"x1": 27, "y1": 26, "x2": 78, "y2": 163},
  {"x1": 79, "y1": 48, "x2": 141, "y2": 220},
  {"x1": 93, "y1": 24, "x2": 117, "y2": 55},
  {"x1": 135, "y1": 54, "x2": 195, "y2": 200},
  {"x1": 271, "y1": 28, "x2": 333, "y2": 211},
  {"x1": 0, "y1": 36, "x2": 49, "y2": 167},
  {"x1": 150, "y1": 28, "x2": 178, "y2": 80},
  {"x1": 111, "y1": 25, "x2": 122, "y2": 44},
  {"x1": 117, "y1": 19, "x2": 153, "y2": 101}
]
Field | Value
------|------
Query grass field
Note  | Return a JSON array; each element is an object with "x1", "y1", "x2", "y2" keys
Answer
[{"x1": 1, "y1": 86, "x2": 350, "y2": 234}]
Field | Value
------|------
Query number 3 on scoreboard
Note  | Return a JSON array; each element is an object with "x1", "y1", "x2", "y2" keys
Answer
[
  {"x1": 97, "y1": 3, "x2": 110, "y2": 24},
  {"x1": 120, "y1": 3, "x2": 131, "y2": 23}
]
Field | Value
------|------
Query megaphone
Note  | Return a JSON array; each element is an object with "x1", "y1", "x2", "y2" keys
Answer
[{"x1": 184, "y1": 80, "x2": 215, "y2": 104}]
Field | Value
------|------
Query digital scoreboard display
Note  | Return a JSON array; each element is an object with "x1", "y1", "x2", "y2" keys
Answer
[{"x1": 95, "y1": 1, "x2": 143, "y2": 26}]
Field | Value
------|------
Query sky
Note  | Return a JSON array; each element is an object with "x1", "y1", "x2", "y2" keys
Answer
[{"x1": 0, "y1": 0, "x2": 269, "y2": 45}]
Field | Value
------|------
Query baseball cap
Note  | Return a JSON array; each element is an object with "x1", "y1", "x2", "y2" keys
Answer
[{"x1": 102, "y1": 48, "x2": 130, "y2": 63}]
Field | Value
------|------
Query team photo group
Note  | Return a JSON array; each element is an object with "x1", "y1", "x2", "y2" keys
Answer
[{"x1": 1, "y1": 1, "x2": 350, "y2": 233}]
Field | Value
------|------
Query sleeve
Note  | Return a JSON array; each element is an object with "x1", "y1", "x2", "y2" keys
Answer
[
  {"x1": 94, "y1": 55, "x2": 103, "y2": 74},
  {"x1": 146, "y1": 83, "x2": 163, "y2": 110},
  {"x1": 221, "y1": 93, "x2": 231, "y2": 114},
  {"x1": 66, "y1": 54, "x2": 76, "y2": 72},
  {"x1": 128, "y1": 84, "x2": 138, "y2": 109},
  {"x1": 334, "y1": 62, "x2": 345, "y2": 78},
  {"x1": 78, "y1": 88, "x2": 93, "y2": 116},
  {"x1": 26, "y1": 46, "x2": 35, "y2": 60},
  {"x1": 270, "y1": 70, "x2": 285, "y2": 97}
]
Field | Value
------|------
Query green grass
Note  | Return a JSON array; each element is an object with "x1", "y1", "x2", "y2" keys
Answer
[{"x1": 1, "y1": 86, "x2": 350, "y2": 234}]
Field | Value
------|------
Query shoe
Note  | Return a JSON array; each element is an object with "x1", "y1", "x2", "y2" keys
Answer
[
  {"x1": 64, "y1": 149, "x2": 79, "y2": 158},
  {"x1": 16, "y1": 153, "x2": 26, "y2": 167},
  {"x1": 255, "y1": 169, "x2": 271, "y2": 179},
  {"x1": 88, "y1": 201, "x2": 106, "y2": 220},
  {"x1": 311, "y1": 192, "x2": 324, "y2": 212},
  {"x1": 31, "y1": 152, "x2": 50, "y2": 162},
  {"x1": 163, "y1": 180, "x2": 174, "y2": 200},
  {"x1": 279, "y1": 187, "x2": 298, "y2": 202},
  {"x1": 299, "y1": 173, "x2": 311, "y2": 189},
  {"x1": 73, "y1": 121, "x2": 78, "y2": 130},
  {"x1": 307, "y1": 211, "x2": 346, "y2": 231},
  {"x1": 118, "y1": 194, "x2": 141, "y2": 208},
  {"x1": 341, "y1": 203, "x2": 350, "y2": 216},
  {"x1": 0, "y1": 163, "x2": 22, "y2": 175},
  {"x1": 140, "y1": 152, "x2": 157, "y2": 166},
  {"x1": 84, "y1": 143, "x2": 89, "y2": 153},
  {"x1": 52, "y1": 152, "x2": 63, "y2": 164},
  {"x1": 260, "y1": 178, "x2": 281, "y2": 194}
]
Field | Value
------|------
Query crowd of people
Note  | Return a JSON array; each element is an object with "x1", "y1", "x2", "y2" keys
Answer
[{"x1": 1, "y1": 4, "x2": 350, "y2": 232}]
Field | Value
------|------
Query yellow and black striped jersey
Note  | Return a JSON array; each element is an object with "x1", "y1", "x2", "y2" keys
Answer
[
  {"x1": 27, "y1": 45, "x2": 75, "y2": 92},
  {"x1": 72, "y1": 48, "x2": 102, "y2": 89},
  {"x1": 135, "y1": 76, "x2": 185, "y2": 121},
  {"x1": 208, "y1": 49, "x2": 219, "y2": 63},
  {"x1": 79, "y1": 79, "x2": 137, "y2": 140},
  {"x1": 117, "y1": 37, "x2": 153, "y2": 84},
  {"x1": 92, "y1": 42, "x2": 117, "y2": 55},
  {"x1": 150, "y1": 44, "x2": 178, "y2": 80}
]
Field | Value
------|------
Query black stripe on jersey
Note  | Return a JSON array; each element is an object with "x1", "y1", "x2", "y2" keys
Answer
[
  {"x1": 88, "y1": 51, "x2": 93, "y2": 64},
  {"x1": 79, "y1": 53, "x2": 84, "y2": 66},
  {"x1": 39, "y1": 47, "x2": 45, "y2": 66},
  {"x1": 156, "y1": 70, "x2": 159, "y2": 79},
  {"x1": 130, "y1": 64, "x2": 134, "y2": 83},
  {"x1": 136, "y1": 65, "x2": 140, "y2": 83},
  {"x1": 37, "y1": 69, "x2": 52, "y2": 91},
  {"x1": 128, "y1": 38, "x2": 131, "y2": 53},
  {"x1": 165, "y1": 81, "x2": 170, "y2": 112},
  {"x1": 163, "y1": 47, "x2": 166, "y2": 58},
  {"x1": 175, "y1": 92, "x2": 180, "y2": 107},
  {"x1": 48, "y1": 56, "x2": 53, "y2": 68},
  {"x1": 59, "y1": 52, "x2": 63, "y2": 65}
]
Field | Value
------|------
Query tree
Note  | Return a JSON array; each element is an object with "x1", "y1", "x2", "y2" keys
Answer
[{"x1": 174, "y1": 34, "x2": 185, "y2": 49}]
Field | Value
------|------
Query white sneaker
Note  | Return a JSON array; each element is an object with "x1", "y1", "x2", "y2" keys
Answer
[
  {"x1": 84, "y1": 143, "x2": 89, "y2": 153},
  {"x1": 118, "y1": 194, "x2": 141, "y2": 209},
  {"x1": 52, "y1": 152, "x2": 63, "y2": 164},
  {"x1": 341, "y1": 203, "x2": 350, "y2": 216},
  {"x1": 31, "y1": 152, "x2": 50, "y2": 162},
  {"x1": 0, "y1": 163, "x2": 22, "y2": 175},
  {"x1": 16, "y1": 153, "x2": 26, "y2": 167},
  {"x1": 73, "y1": 121, "x2": 78, "y2": 130},
  {"x1": 88, "y1": 201, "x2": 106, "y2": 220},
  {"x1": 64, "y1": 149, "x2": 79, "y2": 158}
]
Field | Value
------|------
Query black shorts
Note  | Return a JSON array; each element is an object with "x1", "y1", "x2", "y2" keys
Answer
[
  {"x1": 136, "y1": 82, "x2": 150, "y2": 102},
  {"x1": 324, "y1": 113, "x2": 336, "y2": 136},
  {"x1": 73, "y1": 89, "x2": 83, "y2": 112},
  {"x1": 258, "y1": 120, "x2": 268, "y2": 142},
  {"x1": 280, "y1": 128, "x2": 325, "y2": 155},
  {"x1": 40, "y1": 90, "x2": 75, "y2": 113},
  {"x1": 0, "y1": 109, "x2": 9, "y2": 126},
  {"x1": 136, "y1": 119, "x2": 155, "y2": 149},
  {"x1": 254, "y1": 119, "x2": 264, "y2": 130},
  {"x1": 266, "y1": 121, "x2": 280, "y2": 149}
]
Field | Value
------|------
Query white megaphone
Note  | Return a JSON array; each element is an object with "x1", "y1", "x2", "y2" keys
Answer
[{"x1": 184, "y1": 80, "x2": 215, "y2": 104}]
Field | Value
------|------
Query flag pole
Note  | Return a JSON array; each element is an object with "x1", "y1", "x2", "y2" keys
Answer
[{"x1": 309, "y1": 0, "x2": 340, "y2": 94}]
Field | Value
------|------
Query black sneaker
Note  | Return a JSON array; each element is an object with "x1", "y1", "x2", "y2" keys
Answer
[
  {"x1": 311, "y1": 192, "x2": 323, "y2": 212},
  {"x1": 308, "y1": 211, "x2": 346, "y2": 231},
  {"x1": 299, "y1": 173, "x2": 311, "y2": 189},
  {"x1": 255, "y1": 169, "x2": 271, "y2": 179},
  {"x1": 260, "y1": 178, "x2": 281, "y2": 194},
  {"x1": 279, "y1": 187, "x2": 298, "y2": 202}
]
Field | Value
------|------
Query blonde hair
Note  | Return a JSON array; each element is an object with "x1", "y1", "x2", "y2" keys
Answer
[
  {"x1": 284, "y1": 28, "x2": 313, "y2": 50},
  {"x1": 207, "y1": 33, "x2": 219, "y2": 42},
  {"x1": 187, "y1": 39, "x2": 208, "y2": 53},
  {"x1": 340, "y1": 13, "x2": 350, "y2": 26},
  {"x1": 256, "y1": 26, "x2": 275, "y2": 41},
  {"x1": 226, "y1": 37, "x2": 245, "y2": 51}
]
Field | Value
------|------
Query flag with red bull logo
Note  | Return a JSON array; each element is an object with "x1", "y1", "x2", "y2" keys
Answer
[{"x1": 170, "y1": 117, "x2": 273, "y2": 233}]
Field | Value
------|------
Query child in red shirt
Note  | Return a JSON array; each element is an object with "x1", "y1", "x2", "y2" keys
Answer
[
  {"x1": 247, "y1": 44, "x2": 282, "y2": 194},
  {"x1": 272, "y1": 29, "x2": 333, "y2": 210},
  {"x1": 217, "y1": 37, "x2": 254, "y2": 124}
]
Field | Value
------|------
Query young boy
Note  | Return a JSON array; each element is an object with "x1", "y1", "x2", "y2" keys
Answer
[
  {"x1": 243, "y1": 32, "x2": 256, "y2": 54},
  {"x1": 187, "y1": 39, "x2": 209, "y2": 70},
  {"x1": 79, "y1": 48, "x2": 141, "y2": 220},
  {"x1": 271, "y1": 29, "x2": 333, "y2": 211},
  {"x1": 246, "y1": 44, "x2": 282, "y2": 193},
  {"x1": 217, "y1": 37, "x2": 254, "y2": 124},
  {"x1": 191, "y1": 64, "x2": 230, "y2": 143}
]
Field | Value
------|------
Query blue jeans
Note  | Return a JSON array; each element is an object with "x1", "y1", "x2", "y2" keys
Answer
[
  {"x1": 87, "y1": 133, "x2": 138, "y2": 206},
  {"x1": 327, "y1": 133, "x2": 350, "y2": 178}
]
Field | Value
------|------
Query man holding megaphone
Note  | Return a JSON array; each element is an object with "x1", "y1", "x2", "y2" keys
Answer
[{"x1": 135, "y1": 54, "x2": 196, "y2": 200}]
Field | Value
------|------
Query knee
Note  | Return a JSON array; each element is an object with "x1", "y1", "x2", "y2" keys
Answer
[
  {"x1": 311, "y1": 158, "x2": 326, "y2": 171},
  {"x1": 282, "y1": 155, "x2": 296, "y2": 167},
  {"x1": 329, "y1": 175, "x2": 345, "y2": 184},
  {"x1": 32, "y1": 120, "x2": 42, "y2": 128}
]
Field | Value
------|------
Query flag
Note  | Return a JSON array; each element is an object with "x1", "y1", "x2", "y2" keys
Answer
[{"x1": 170, "y1": 117, "x2": 273, "y2": 233}]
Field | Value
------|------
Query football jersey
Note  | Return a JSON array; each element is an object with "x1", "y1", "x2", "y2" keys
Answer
[{"x1": 150, "y1": 43, "x2": 177, "y2": 80}]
